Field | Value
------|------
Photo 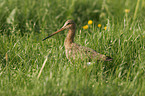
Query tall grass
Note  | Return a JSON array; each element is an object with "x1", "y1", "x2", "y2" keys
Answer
[{"x1": 0, "y1": 0, "x2": 145, "y2": 95}]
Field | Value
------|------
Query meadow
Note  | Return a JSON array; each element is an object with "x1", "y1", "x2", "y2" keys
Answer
[{"x1": 0, "y1": 0, "x2": 145, "y2": 95}]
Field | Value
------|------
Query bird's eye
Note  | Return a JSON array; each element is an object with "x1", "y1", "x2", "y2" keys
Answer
[{"x1": 67, "y1": 23, "x2": 71, "y2": 25}]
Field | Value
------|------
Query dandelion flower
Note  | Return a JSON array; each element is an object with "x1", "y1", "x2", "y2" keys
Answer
[
  {"x1": 98, "y1": 24, "x2": 101, "y2": 28},
  {"x1": 104, "y1": 26, "x2": 107, "y2": 30},
  {"x1": 83, "y1": 25, "x2": 89, "y2": 29},
  {"x1": 88, "y1": 20, "x2": 93, "y2": 25},
  {"x1": 125, "y1": 9, "x2": 130, "y2": 13}
]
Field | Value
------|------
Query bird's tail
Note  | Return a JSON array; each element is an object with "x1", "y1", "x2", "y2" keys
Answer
[{"x1": 105, "y1": 56, "x2": 113, "y2": 61}]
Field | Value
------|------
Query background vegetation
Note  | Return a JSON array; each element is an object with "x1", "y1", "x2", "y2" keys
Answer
[{"x1": 0, "y1": 0, "x2": 145, "y2": 95}]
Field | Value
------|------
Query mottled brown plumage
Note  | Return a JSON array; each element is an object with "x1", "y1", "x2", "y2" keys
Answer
[{"x1": 43, "y1": 20, "x2": 112, "y2": 62}]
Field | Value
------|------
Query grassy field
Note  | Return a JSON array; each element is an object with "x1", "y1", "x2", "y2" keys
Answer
[{"x1": 0, "y1": 0, "x2": 145, "y2": 95}]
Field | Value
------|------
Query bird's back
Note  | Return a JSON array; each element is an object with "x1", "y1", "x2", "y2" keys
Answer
[{"x1": 65, "y1": 43, "x2": 112, "y2": 62}]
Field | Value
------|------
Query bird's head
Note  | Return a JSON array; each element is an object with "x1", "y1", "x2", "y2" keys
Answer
[{"x1": 42, "y1": 19, "x2": 75, "y2": 41}]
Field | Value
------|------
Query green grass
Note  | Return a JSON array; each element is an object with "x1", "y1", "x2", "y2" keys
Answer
[{"x1": 0, "y1": 0, "x2": 145, "y2": 95}]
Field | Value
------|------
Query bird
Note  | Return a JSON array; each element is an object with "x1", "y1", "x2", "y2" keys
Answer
[{"x1": 42, "y1": 20, "x2": 112, "y2": 63}]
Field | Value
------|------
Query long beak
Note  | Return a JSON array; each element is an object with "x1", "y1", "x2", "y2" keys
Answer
[{"x1": 42, "y1": 27, "x2": 65, "y2": 41}]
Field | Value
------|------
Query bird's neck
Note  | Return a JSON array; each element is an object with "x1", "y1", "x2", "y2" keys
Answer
[{"x1": 64, "y1": 28, "x2": 75, "y2": 48}]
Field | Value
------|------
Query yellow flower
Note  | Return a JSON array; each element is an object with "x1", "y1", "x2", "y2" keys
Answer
[
  {"x1": 98, "y1": 24, "x2": 101, "y2": 28},
  {"x1": 125, "y1": 9, "x2": 130, "y2": 13},
  {"x1": 83, "y1": 25, "x2": 89, "y2": 29},
  {"x1": 104, "y1": 26, "x2": 107, "y2": 30},
  {"x1": 88, "y1": 20, "x2": 93, "y2": 25}
]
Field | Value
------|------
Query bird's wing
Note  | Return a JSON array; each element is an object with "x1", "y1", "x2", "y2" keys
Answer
[{"x1": 72, "y1": 43, "x2": 112, "y2": 61}]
